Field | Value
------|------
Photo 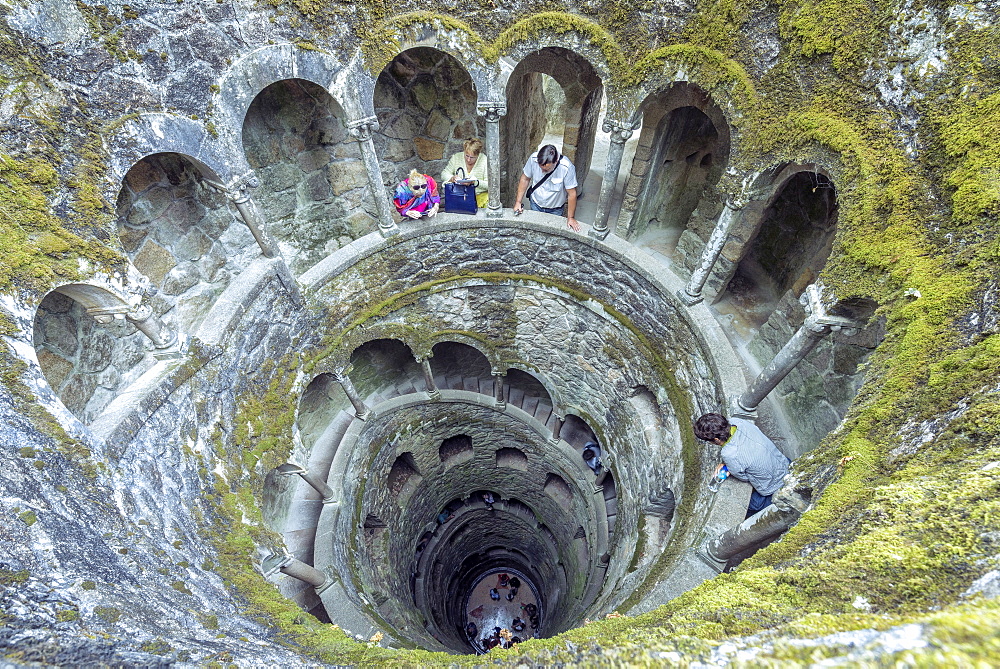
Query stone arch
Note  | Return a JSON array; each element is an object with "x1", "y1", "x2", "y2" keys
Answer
[
  {"x1": 363, "y1": 18, "x2": 495, "y2": 101},
  {"x1": 429, "y1": 341, "x2": 492, "y2": 389},
  {"x1": 214, "y1": 44, "x2": 362, "y2": 143},
  {"x1": 32, "y1": 285, "x2": 153, "y2": 424},
  {"x1": 718, "y1": 164, "x2": 839, "y2": 326},
  {"x1": 388, "y1": 452, "x2": 423, "y2": 504},
  {"x1": 115, "y1": 152, "x2": 251, "y2": 332},
  {"x1": 420, "y1": 333, "x2": 496, "y2": 369},
  {"x1": 348, "y1": 338, "x2": 422, "y2": 403},
  {"x1": 504, "y1": 365, "x2": 561, "y2": 416},
  {"x1": 107, "y1": 114, "x2": 235, "y2": 202},
  {"x1": 561, "y1": 413, "x2": 599, "y2": 450},
  {"x1": 296, "y1": 372, "x2": 352, "y2": 454},
  {"x1": 618, "y1": 83, "x2": 731, "y2": 242},
  {"x1": 501, "y1": 47, "x2": 604, "y2": 200},
  {"x1": 439, "y1": 434, "x2": 474, "y2": 467},
  {"x1": 373, "y1": 47, "x2": 481, "y2": 196},
  {"x1": 543, "y1": 473, "x2": 573, "y2": 511},
  {"x1": 242, "y1": 77, "x2": 375, "y2": 274},
  {"x1": 495, "y1": 447, "x2": 529, "y2": 471},
  {"x1": 630, "y1": 47, "x2": 754, "y2": 149}
]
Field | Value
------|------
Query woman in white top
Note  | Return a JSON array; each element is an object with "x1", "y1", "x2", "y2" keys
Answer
[{"x1": 442, "y1": 138, "x2": 489, "y2": 208}]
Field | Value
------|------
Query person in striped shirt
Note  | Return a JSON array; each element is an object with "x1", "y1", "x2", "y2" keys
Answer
[{"x1": 694, "y1": 412, "x2": 790, "y2": 518}]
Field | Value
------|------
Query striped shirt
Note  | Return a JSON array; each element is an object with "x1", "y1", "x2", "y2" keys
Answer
[{"x1": 721, "y1": 417, "x2": 790, "y2": 496}]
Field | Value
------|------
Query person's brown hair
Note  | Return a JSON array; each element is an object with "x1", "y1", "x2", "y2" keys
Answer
[{"x1": 694, "y1": 412, "x2": 730, "y2": 443}]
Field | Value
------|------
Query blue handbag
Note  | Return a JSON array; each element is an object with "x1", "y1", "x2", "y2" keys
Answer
[{"x1": 444, "y1": 167, "x2": 478, "y2": 215}]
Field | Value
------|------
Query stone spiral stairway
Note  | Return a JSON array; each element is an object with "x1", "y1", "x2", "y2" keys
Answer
[{"x1": 274, "y1": 366, "x2": 617, "y2": 615}]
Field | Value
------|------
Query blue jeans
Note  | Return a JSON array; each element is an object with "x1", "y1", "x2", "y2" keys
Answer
[
  {"x1": 746, "y1": 489, "x2": 772, "y2": 518},
  {"x1": 530, "y1": 200, "x2": 566, "y2": 216}
]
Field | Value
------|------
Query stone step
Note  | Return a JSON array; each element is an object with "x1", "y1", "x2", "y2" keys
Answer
[
  {"x1": 446, "y1": 374, "x2": 463, "y2": 390},
  {"x1": 607, "y1": 514, "x2": 617, "y2": 534},
  {"x1": 462, "y1": 376, "x2": 480, "y2": 393},
  {"x1": 535, "y1": 401, "x2": 552, "y2": 426},
  {"x1": 522, "y1": 396, "x2": 539, "y2": 416},
  {"x1": 480, "y1": 377, "x2": 494, "y2": 397},
  {"x1": 507, "y1": 387, "x2": 525, "y2": 408},
  {"x1": 604, "y1": 497, "x2": 618, "y2": 516}
]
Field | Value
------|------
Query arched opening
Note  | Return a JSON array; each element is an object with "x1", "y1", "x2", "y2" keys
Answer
[
  {"x1": 439, "y1": 434, "x2": 474, "y2": 467},
  {"x1": 429, "y1": 341, "x2": 492, "y2": 394},
  {"x1": 619, "y1": 85, "x2": 731, "y2": 251},
  {"x1": 504, "y1": 367, "x2": 555, "y2": 425},
  {"x1": 388, "y1": 452, "x2": 423, "y2": 503},
  {"x1": 720, "y1": 170, "x2": 838, "y2": 328},
  {"x1": 32, "y1": 289, "x2": 152, "y2": 423},
  {"x1": 242, "y1": 78, "x2": 373, "y2": 274},
  {"x1": 115, "y1": 153, "x2": 240, "y2": 331},
  {"x1": 373, "y1": 48, "x2": 480, "y2": 198},
  {"x1": 632, "y1": 106, "x2": 721, "y2": 246},
  {"x1": 502, "y1": 47, "x2": 604, "y2": 203},
  {"x1": 296, "y1": 372, "x2": 353, "y2": 453},
  {"x1": 349, "y1": 338, "x2": 422, "y2": 404}
]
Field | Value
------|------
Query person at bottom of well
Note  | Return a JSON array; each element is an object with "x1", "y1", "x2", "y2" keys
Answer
[
  {"x1": 512, "y1": 144, "x2": 580, "y2": 231},
  {"x1": 394, "y1": 169, "x2": 440, "y2": 220}
]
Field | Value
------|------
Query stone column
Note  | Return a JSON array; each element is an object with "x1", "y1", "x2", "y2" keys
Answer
[
  {"x1": 735, "y1": 285, "x2": 861, "y2": 415},
  {"x1": 334, "y1": 367, "x2": 372, "y2": 420},
  {"x1": 701, "y1": 487, "x2": 808, "y2": 567},
  {"x1": 677, "y1": 197, "x2": 744, "y2": 306},
  {"x1": 492, "y1": 369, "x2": 506, "y2": 408},
  {"x1": 478, "y1": 102, "x2": 506, "y2": 218},
  {"x1": 276, "y1": 463, "x2": 337, "y2": 504},
  {"x1": 417, "y1": 356, "x2": 440, "y2": 400},
  {"x1": 228, "y1": 175, "x2": 278, "y2": 258},
  {"x1": 589, "y1": 119, "x2": 634, "y2": 240},
  {"x1": 261, "y1": 553, "x2": 331, "y2": 591},
  {"x1": 91, "y1": 302, "x2": 178, "y2": 355},
  {"x1": 550, "y1": 414, "x2": 565, "y2": 444},
  {"x1": 348, "y1": 116, "x2": 398, "y2": 237},
  {"x1": 122, "y1": 304, "x2": 175, "y2": 350}
]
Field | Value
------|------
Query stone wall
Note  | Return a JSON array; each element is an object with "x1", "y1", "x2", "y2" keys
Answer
[{"x1": 242, "y1": 79, "x2": 376, "y2": 275}]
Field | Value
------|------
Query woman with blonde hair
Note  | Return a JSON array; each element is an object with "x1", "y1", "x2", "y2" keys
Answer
[
  {"x1": 393, "y1": 169, "x2": 440, "y2": 219},
  {"x1": 442, "y1": 138, "x2": 489, "y2": 208}
]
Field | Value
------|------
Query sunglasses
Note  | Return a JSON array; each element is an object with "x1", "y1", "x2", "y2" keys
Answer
[{"x1": 412, "y1": 183, "x2": 427, "y2": 190}]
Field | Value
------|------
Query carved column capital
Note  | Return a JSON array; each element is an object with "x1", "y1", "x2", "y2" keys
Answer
[
  {"x1": 477, "y1": 102, "x2": 506, "y2": 122},
  {"x1": 228, "y1": 173, "x2": 260, "y2": 205},
  {"x1": 601, "y1": 118, "x2": 635, "y2": 145},
  {"x1": 347, "y1": 116, "x2": 380, "y2": 141}
]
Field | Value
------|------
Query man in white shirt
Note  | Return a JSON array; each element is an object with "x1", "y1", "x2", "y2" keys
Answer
[{"x1": 513, "y1": 144, "x2": 580, "y2": 231}]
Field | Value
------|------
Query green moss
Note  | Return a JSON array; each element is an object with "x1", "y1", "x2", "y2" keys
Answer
[
  {"x1": 18, "y1": 510, "x2": 37, "y2": 526},
  {"x1": 80, "y1": 580, "x2": 96, "y2": 590},
  {"x1": 0, "y1": 568, "x2": 29, "y2": 585},
  {"x1": 94, "y1": 606, "x2": 122, "y2": 624},
  {"x1": 56, "y1": 608, "x2": 80, "y2": 622},
  {"x1": 138, "y1": 638, "x2": 172, "y2": 654},
  {"x1": 17, "y1": 447, "x2": 36, "y2": 458},
  {"x1": 0, "y1": 154, "x2": 119, "y2": 293},
  {"x1": 170, "y1": 580, "x2": 193, "y2": 595}
]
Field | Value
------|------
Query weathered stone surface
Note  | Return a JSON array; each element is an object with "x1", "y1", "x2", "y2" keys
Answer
[
  {"x1": 133, "y1": 240, "x2": 176, "y2": 286},
  {"x1": 413, "y1": 137, "x2": 444, "y2": 161}
]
